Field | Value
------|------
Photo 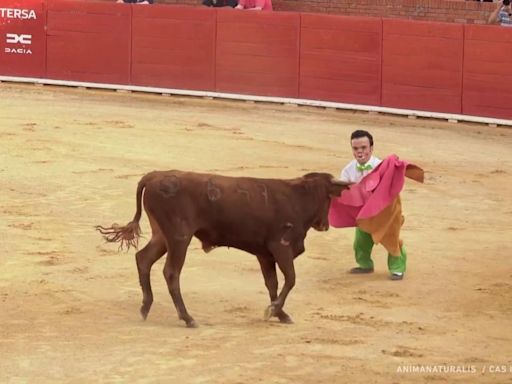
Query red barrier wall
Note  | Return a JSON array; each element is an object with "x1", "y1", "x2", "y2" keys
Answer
[
  {"x1": 131, "y1": 6, "x2": 216, "y2": 91},
  {"x1": 300, "y1": 14, "x2": 382, "y2": 106},
  {"x1": 46, "y1": 0, "x2": 131, "y2": 84},
  {"x1": 463, "y1": 25, "x2": 512, "y2": 120},
  {"x1": 215, "y1": 10, "x2": 300, "y2": 98},
  {"x1": 0, "y1": 0, "x2": 46, "y2": 77},
  {"x1": 1, "y1": 3, "x2": 511, "y2": 121},
  {"x1": 382, "y1": 19, "x2": 464, "y2": 114}
]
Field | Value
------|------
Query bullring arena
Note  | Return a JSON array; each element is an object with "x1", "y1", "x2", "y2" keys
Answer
[{"x1": 1, "y1": 81, "x2": 511, "y2": 383}]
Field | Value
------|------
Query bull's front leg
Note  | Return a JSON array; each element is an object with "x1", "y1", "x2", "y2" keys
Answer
[
  {"x1": 256, "y1": 255, "x2": 293, "y2": 324},
  {"x1": 265, "y1": 244, "x2": 295, "y2": 323}
]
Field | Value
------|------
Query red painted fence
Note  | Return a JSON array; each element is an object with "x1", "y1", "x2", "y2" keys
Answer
[
  {"x1": 46, "y1": 0, "x2": 131, "y2": 84},
  {"x1": 132, "y1": 6, "x2": 216, "y2": 90},
  {"x1": 300, "y1": 14, "x2": 382, "y2": 106},
  {"x1": 382, "y1": 19, "x2": 464, "y2": 114},
  {"x1": 1, "y1": 0, "x2": 511, "y2": 120},
  {"x1": 463, "y1": 25, "x2": 512, "y2": 120},
  {"x1": 216, "y1": 10, "x2": 300, "y2": 97},
  {"x1": 0, "y1": 0, "x2": 46, "y2": 77}
]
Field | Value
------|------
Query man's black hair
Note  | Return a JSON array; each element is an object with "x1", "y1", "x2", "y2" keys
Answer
[{"x1": 350, "y1": 130, "x2": 374, "y2": 147}]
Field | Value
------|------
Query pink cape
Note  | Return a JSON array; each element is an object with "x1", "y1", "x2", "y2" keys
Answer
[{"x1": 329, "y1": 154, "x2": 424, "y2": 229}]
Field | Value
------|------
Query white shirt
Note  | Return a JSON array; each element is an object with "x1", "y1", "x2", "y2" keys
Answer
[{"x1": 340, "y1": 156, "x2": 382, "y2": 183}]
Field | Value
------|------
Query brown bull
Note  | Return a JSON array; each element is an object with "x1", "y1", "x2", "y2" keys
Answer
[{"x1": 96, "y1": 170, "x2": 349, "y2": 327}]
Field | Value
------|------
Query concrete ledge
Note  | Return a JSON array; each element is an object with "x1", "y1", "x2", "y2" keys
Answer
[{"x1": 1, "y1": 75, "x2": 510, "y2": 127}]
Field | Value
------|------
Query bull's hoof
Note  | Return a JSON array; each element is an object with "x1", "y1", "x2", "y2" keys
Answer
[
  {"x1": 264, "y1": 304, "x2": 276, "y2": 321},
  {"x1": 185, "y1": 319, "x2": 198, "y2": 328},
  {"x1": 278, "y1": 313, "x2": 294, "y2": 324},
  {"x1": 140, "y1": 305, "x2": 150, "y2": 320}
]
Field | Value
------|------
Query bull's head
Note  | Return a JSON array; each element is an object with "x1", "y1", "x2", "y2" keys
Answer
[{"x1": 301, "y1": 173, "x2": 351, "y2": 232}]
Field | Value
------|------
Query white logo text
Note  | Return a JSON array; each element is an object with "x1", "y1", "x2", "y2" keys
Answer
[
  {"x1": 0, "y1": 8, "x2": 37, "y2": 20},
  {"x1": 6, "y1": 33, "x2": 32, "y2": 45},
  {"x1": 4, "y1": 47, "x2": 33, "y2": 55}
]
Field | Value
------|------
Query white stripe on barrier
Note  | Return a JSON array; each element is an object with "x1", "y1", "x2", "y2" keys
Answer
[{"x1": 1, "y1": 75, "x2": 511, "y2": 127}]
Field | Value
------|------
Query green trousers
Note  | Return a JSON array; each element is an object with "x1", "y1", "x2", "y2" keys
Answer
[{"x1": 354, "y1": 227, "x2": 407, "y2": 273}]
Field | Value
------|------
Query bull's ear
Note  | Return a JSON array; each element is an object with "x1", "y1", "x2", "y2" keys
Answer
[{"x1": 329, "y1": 180, "x2": 351, "y2": 197}]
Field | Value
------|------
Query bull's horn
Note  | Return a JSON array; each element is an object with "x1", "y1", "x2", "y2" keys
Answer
[{"x1": 330, "y1": 180, "x2": 352, "y2": 186}]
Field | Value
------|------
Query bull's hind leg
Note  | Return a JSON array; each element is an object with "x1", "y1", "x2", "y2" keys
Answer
[
  {"x1": 256, "y1": 255, "x2": 293, "y2": 324},
  {"x1": 136, "y1": 234, "x2": 167, "y2": 320},
  {"x1": 162, "y1": 234, "x2": 196, "y2": 328}
]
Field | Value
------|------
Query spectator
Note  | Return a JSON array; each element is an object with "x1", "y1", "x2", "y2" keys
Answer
[
  {"x1": 488, "y1": 0, "x2": 512, "y2": 26},
  {"x1": 235, "y1": 0, "x2": 272, "y2": 11},
  {"x1": 203, "y1": 0, "x2": 238, "y2": 7},
  {"x1": 117, "y1": 0, "x2": 154, "y2": 4}
]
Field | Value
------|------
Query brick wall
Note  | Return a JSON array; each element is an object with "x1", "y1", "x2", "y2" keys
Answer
[
  {"x1": 151, "y1": 0, "x2": 496, "y2": 24},
  {"x1": 275, "y1": 0, "x2": 494, "y2": 24}
]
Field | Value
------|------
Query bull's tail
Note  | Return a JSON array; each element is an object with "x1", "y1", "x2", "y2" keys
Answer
[{"x1": 96, "y1": 174, "x2": 151, "y2": 251}]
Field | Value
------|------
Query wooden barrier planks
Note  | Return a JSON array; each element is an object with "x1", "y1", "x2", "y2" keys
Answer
[
  {"x1": 463, "y1": 24, "x2": 512, "y2": 120},
  {"x1": 382, "y1": 19, "x2": 464, "y2": 114},
  {"x1": 131, "y1": 5, "x2": 216, "y2": 91},
  {"x1": 216, "y1": 9, "x2": 300, "y2": 98},
  {"x1": 46, "y1": 0, "x2": 131, "y2": 84},
  {"x1": 300, "y1": 14, "x2": 382, "y2": 106}
]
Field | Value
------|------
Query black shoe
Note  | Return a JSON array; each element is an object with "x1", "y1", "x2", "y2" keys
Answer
[
  {"x1": 349, "y1": 267, "x2": 374, "y2": 274},
  {"x1": 389, "y1": 272, "x2": 404, "y2": 281}
]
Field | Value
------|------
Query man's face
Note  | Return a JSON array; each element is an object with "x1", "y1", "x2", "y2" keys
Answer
[
  {"x1": 351, "y1": 136, "x2": 373, "y2": 165},
  {"x1": 505, "y1": 4, "x2": 512, "y2": 13}
]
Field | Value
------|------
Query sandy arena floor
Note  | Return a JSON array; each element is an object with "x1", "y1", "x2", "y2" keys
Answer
[{"x1": 1, "y1": 82, "x2": 511, "y2": 383}]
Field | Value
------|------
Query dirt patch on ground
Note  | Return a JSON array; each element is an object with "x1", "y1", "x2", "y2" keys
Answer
[{"x1": 1, "y1": 83, "x2": 511, "y2": 383}]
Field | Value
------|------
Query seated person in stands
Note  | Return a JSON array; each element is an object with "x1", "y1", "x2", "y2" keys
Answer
[
  {"x1": 203, "y1": 0, "x2": 238, "y2": 7},
  {"x1": 117, "y1": 0, "x2": 154, "y2": 4},
  {"x1": 235, "y1": 0, "x2": 272, "y2": 11},
  {"x1": 488, "y1": 0, "x2": 512, "y2": 26}
]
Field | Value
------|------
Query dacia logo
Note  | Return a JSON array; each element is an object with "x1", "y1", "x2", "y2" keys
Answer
[
  {"x1": 4, "y1": 33, "x2": 33, "y2": 55},
  {"x1": 4, "y1": 47, "x2": 33, "y2": 55},
  {"x1": 6, "y1": 33, "x2": 32, "y2": 45}
]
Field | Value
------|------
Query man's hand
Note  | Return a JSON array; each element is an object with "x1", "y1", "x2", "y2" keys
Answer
[{"x1": 488, "y1": 1, "x2": 503, "y2": 24}]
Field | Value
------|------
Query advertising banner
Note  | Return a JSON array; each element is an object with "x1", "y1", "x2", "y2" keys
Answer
[{"x1": 0, "y1": 0, "x2": 46, "y2": 77}]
